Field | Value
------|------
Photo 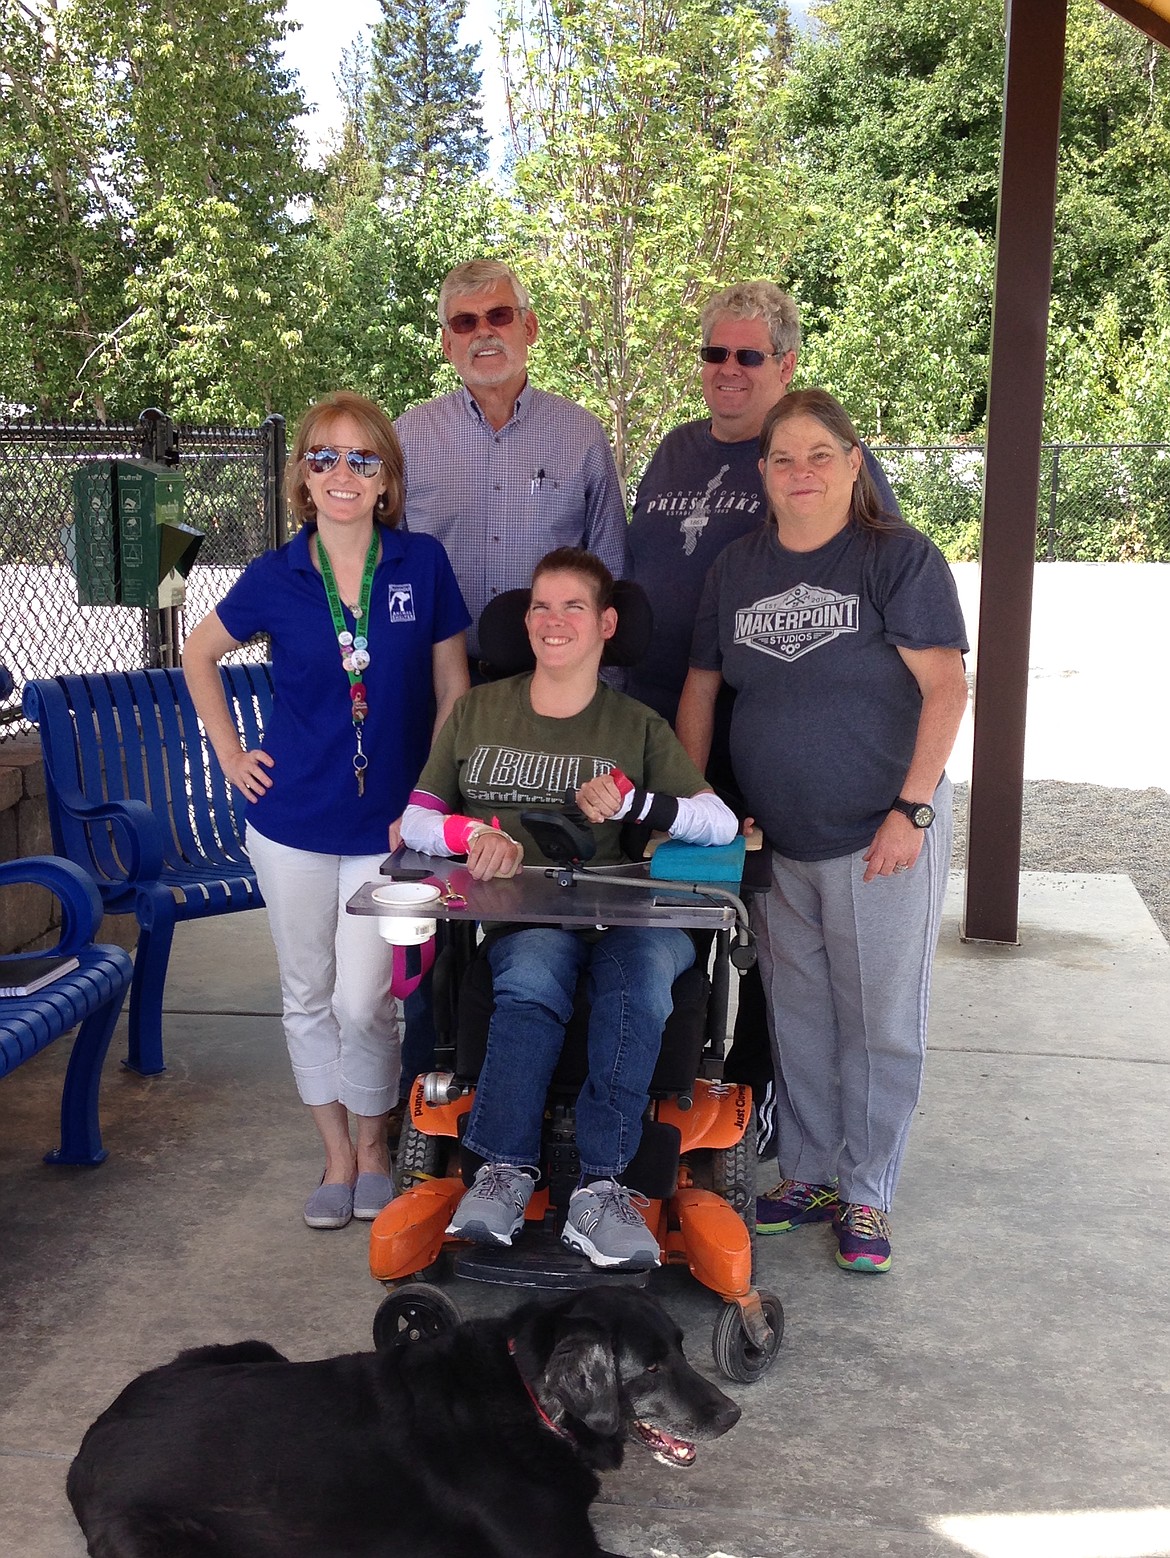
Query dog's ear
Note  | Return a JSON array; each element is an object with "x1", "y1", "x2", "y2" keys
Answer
[{"x1": 539, "y1": 1320, "x2": 622, "y2": 1437}]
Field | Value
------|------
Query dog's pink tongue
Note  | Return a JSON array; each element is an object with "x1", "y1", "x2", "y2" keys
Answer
[{"x1": 636, "y1": 1422, "x2": 697, "y2": 1465}]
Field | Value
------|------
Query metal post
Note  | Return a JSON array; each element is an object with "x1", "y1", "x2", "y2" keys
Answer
[
  {"x1": 1046, "y1": 445, "x2": 1061, "y2": 562},
  {"x1": 262, "y1": 414, "x2": 287, "y2": 551},
  {"x1": 962, "y1": 0, "x2": 1068, "y2": 944},
  {"x1": 136, "y1": 409, "x2": 182, "y2": 669}
]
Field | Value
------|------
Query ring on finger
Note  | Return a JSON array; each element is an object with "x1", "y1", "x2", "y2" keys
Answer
[{"x1": 893, "y1": 863, "x2": 908, "y2": 872}]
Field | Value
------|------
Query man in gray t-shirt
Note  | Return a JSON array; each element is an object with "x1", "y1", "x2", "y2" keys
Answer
[
  {"x1": 628, "y1": 282, "x2": 901, "y2": 1143},
  {"x1": 628, "y1": 281, "x2": 900, "y2": 755}
]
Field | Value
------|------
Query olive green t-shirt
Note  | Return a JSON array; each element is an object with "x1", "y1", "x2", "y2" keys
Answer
[{"x1": 415, "y1": 675, "x2": 709, "y2": 867}]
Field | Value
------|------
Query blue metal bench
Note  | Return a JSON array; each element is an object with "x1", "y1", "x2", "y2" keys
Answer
[
  {"x1": 1, "y1": 856, "x2": 133, "y2": 1164},
  {"x1": 22, "y1": 665, "x2": 274, "y2": 1077}
]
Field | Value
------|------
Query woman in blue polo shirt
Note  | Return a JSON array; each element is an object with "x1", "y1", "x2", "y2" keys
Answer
[{"x1": 184, "y1": 391, "x2": 470, "y2": 1230}]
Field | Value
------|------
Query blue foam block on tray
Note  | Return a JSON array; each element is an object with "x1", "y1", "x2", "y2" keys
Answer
[{"x1": 648, "y1": 835, "x2": 746, "y2": 883}]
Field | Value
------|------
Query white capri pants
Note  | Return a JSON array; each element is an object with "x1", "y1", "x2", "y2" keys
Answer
[{"x1": 246, "y1": 823, "x2": 400, "y2": 1115}]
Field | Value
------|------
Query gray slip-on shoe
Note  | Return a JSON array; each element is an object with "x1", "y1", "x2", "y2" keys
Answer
[
  {"x1": 352, "y1": 1172, "x2": 395, "y2": 1220},
  {"x1": 303, "y1": 1179, "x2": 354, "y2": 1230}
]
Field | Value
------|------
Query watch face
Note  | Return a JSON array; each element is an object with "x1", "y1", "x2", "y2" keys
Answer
[{"x1": 911, "y1": 804, "x2": 935, "y2": 828}]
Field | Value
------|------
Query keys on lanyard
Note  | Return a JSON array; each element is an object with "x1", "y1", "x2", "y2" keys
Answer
[{"x1": 353, "y1": 728, "x2": 368, "y2": 798}]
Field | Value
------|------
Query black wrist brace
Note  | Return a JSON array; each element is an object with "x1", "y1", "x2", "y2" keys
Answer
[{"x1": 630, "y1": 788, "x2": 679, "y2": 832}]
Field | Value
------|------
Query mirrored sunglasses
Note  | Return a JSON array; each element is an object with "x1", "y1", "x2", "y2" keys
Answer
[
  {"x1": 699, "y1": 346, "x2": 782, "y2": 367},
  {"x1": 446, "y1": 305, "x2": 522, "y2": 335},
  {"x1": 303, "y1": 446, "x2": 384, "y2": 477}
]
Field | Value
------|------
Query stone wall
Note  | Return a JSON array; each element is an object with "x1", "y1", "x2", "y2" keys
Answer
[
  {"x1": 0, "y1": 736, "x2": 137, "y2": 955},
  {"x1": 0, "y1": 738, "x2": 57, "y2": 954}
]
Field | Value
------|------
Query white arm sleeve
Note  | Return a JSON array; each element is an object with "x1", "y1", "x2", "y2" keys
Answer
[
  {"x1": 669, "y1": 791, "x2": 739, "y2": 847},
  {"x1": 400, "y1": 803, "x2": 455, "y2": 857}
]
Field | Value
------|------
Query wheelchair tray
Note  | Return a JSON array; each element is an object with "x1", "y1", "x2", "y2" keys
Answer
[{"x1": 346, "y1": 850, "x2": 739, "y2": 931}]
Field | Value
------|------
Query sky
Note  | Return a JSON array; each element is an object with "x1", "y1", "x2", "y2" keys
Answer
[
  {"x1": 279, "y1": 0, "x2": 506, "y2": 163},
  {"x1": 280, "y1": 1, "x2": 811, "y2": 164}
]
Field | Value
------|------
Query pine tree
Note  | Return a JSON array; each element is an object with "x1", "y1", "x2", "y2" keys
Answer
[
  {"x1": 366, "y1": 0, "x2": 488, "y2": 195},
  {"x1": 318, "y1": 39, "x2": 383, "y2": 225}
]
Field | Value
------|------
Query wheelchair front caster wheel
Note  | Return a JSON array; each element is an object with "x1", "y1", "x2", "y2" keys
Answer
[
  {"x1": 373, "y1": 1284, "x2": 462, "y2": 1351},
  {"x1": 712, "y1": 1291, "x2": 783, "y2": 1382}
]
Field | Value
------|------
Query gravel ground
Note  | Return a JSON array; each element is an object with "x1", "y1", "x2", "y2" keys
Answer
[{"x1": 950, "y1": 780, "x2": 1170, "y2": 941}]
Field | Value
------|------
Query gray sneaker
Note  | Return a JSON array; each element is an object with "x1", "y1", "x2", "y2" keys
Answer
[
  {"x1": 445, "y1": 1163, "x2": 536, "y2": 1246},
  {"x1": 561, "y1": 1180, "x2": 660, "y2": 1270}
]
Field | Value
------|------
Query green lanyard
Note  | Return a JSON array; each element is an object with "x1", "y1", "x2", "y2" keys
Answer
[{"x1": 318, "y1": 530, "x2": 379, "y2": 797}]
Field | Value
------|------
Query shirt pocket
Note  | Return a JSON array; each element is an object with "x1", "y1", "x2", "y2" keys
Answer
[{"x1": 519, "y1": 471, "x2": 588, "y2": 541}]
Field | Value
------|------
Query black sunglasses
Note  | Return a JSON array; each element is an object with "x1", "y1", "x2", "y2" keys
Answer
[
  {"x1": 699, "y1": 346, "x2": 782, "y2": 367},
  {"x1": 303, "y1": 446, "x2": 384, "y2": 478},
  {"x1": 446, "y1": 305, "x2": 523, "y2": 335}
]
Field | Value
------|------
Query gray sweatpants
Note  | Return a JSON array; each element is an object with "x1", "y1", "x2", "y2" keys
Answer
[{"x1": 752, "y1": 779, "x2": 953, "y2": 1211}]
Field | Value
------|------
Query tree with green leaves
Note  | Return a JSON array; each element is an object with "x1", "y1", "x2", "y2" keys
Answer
[
  {"x1": 501, "y1": 0, "x2": 800, "y2": 488},
  {"x1": 0, "y1": 0, "x2": 318, "y2": 420},
  {"x1": 366, "y1": 0, "x2": 488, "y2": 194},
  {"x1": 781, "y1": 0, "x2": 1170, "y2": 450},
  {"x1": 303, "y1": 174, "x2": 506, "y2": 416},
  {"x1": 307, "y1": 22, "x2": 501, "y2": 418},
  {"x1": 0, "y1": 0, "x2": 124, "y2": 416},
  {"x1": 316, "y1": 38, "x2": 383, "y2": 226}
]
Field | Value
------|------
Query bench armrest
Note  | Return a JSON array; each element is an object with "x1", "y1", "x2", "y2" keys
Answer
[
  {"x1": 0, "y1": 856, "x2": 104, "y2": 954},
  {"x1": 49, "y1": 785, "x2": 166, "y2": 887}
]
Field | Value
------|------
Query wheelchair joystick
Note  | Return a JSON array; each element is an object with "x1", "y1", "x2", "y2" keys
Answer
[{"x1": 519, "y1": 806, "x2": 596, "y2": 889}]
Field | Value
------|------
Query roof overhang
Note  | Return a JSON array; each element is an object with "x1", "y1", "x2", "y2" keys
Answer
[{"x1": 1099, "y1": 0, "x2": 1170, "y2": 49}]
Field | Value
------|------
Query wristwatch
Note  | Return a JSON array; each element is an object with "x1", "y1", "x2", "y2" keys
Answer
[{"x1": 890, "y1": 797, "x2": 936, "y2": 829}]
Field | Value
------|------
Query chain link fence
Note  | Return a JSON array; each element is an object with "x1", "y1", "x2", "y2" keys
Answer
[
  {"x1": 879, "y1": 442, "x2": 1170, "y2": 563},
  {"x1": 5, "y1": 429, "x2": 1168, "y2": 741},
  {"x1": 1, "y1": 412, "x2": 286, "y2": 742}
]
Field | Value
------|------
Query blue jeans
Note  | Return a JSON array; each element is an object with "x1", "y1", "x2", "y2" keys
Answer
[{"x1": 463, "y1": 926, "x2": 695, "y2": 1179}]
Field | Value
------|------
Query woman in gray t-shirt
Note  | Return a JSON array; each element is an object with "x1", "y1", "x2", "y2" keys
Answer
[{"x1": 678, "y1": 389, "x2": 969, "y2": 1275}]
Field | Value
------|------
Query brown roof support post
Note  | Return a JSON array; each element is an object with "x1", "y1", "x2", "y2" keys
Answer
[{"x1": 962, "y1": 0, "x2": 1068, "y2": 945}]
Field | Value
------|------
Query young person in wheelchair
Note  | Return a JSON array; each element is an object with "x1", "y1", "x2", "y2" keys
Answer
[{"x1": 399, "y1": 547, "x2": 738, "y2": 1270}]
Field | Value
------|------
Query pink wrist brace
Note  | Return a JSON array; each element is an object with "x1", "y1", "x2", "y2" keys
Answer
[{"x1": 443, "y1": 814, "x2": 496, "y2": 853}]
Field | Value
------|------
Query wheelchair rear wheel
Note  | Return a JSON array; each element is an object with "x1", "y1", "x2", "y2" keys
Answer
[{"x1": 710, "y1": 1105, "x2": 758, "y2": 1224}]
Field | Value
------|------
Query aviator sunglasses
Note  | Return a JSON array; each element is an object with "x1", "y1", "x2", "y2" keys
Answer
[
  {"x1": 446, "y1": 304, "x2": 523, "y2": 335},
  {"x1": 699, "y1": 346, "x2": 783, "y2": 367},
  {"x1": 303, "y1": 446, "x2": 385, "y2": 478}
]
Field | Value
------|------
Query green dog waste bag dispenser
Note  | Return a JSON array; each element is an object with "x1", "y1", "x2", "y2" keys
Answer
[{"x1": 72, "y1": 459, "x2": 204, "y2": 609}]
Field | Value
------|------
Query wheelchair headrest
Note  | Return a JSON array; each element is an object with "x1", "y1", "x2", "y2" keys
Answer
[{"x1": 476, "y1": 579, "x2": 654, "y2": 678}]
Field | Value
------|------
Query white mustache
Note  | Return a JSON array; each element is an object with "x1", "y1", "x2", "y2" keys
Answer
[{"x1": 470, "y1": 336, "x2": 508, "y2": 357}]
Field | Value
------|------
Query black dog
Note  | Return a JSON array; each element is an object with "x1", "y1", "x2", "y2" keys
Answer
[{"x1": 68, "y1": 1285, "x2": 741, "y2": 1558}]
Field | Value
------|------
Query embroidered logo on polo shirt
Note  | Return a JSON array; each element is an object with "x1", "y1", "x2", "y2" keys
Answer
[
  {"x1": 388, "y1": 584, "x2": 416, "y2": 622},
  {"x1": 734, "y1": 583, "x2": 859, "y2": 662}
]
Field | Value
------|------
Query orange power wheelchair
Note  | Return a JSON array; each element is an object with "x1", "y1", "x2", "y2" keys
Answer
[{"x1": 347, "y1": 585, "x2": 783, "y2": 1383}]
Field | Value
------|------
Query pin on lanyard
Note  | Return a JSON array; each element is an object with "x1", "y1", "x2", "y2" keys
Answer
[{"x1": 318, "y1": 530, "x2": 379, "y2": 797}]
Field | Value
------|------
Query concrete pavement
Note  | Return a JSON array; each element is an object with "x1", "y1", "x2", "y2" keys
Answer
[{"x1": 2, "y1": 868, "x2": 1169, "y2": 1558}]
